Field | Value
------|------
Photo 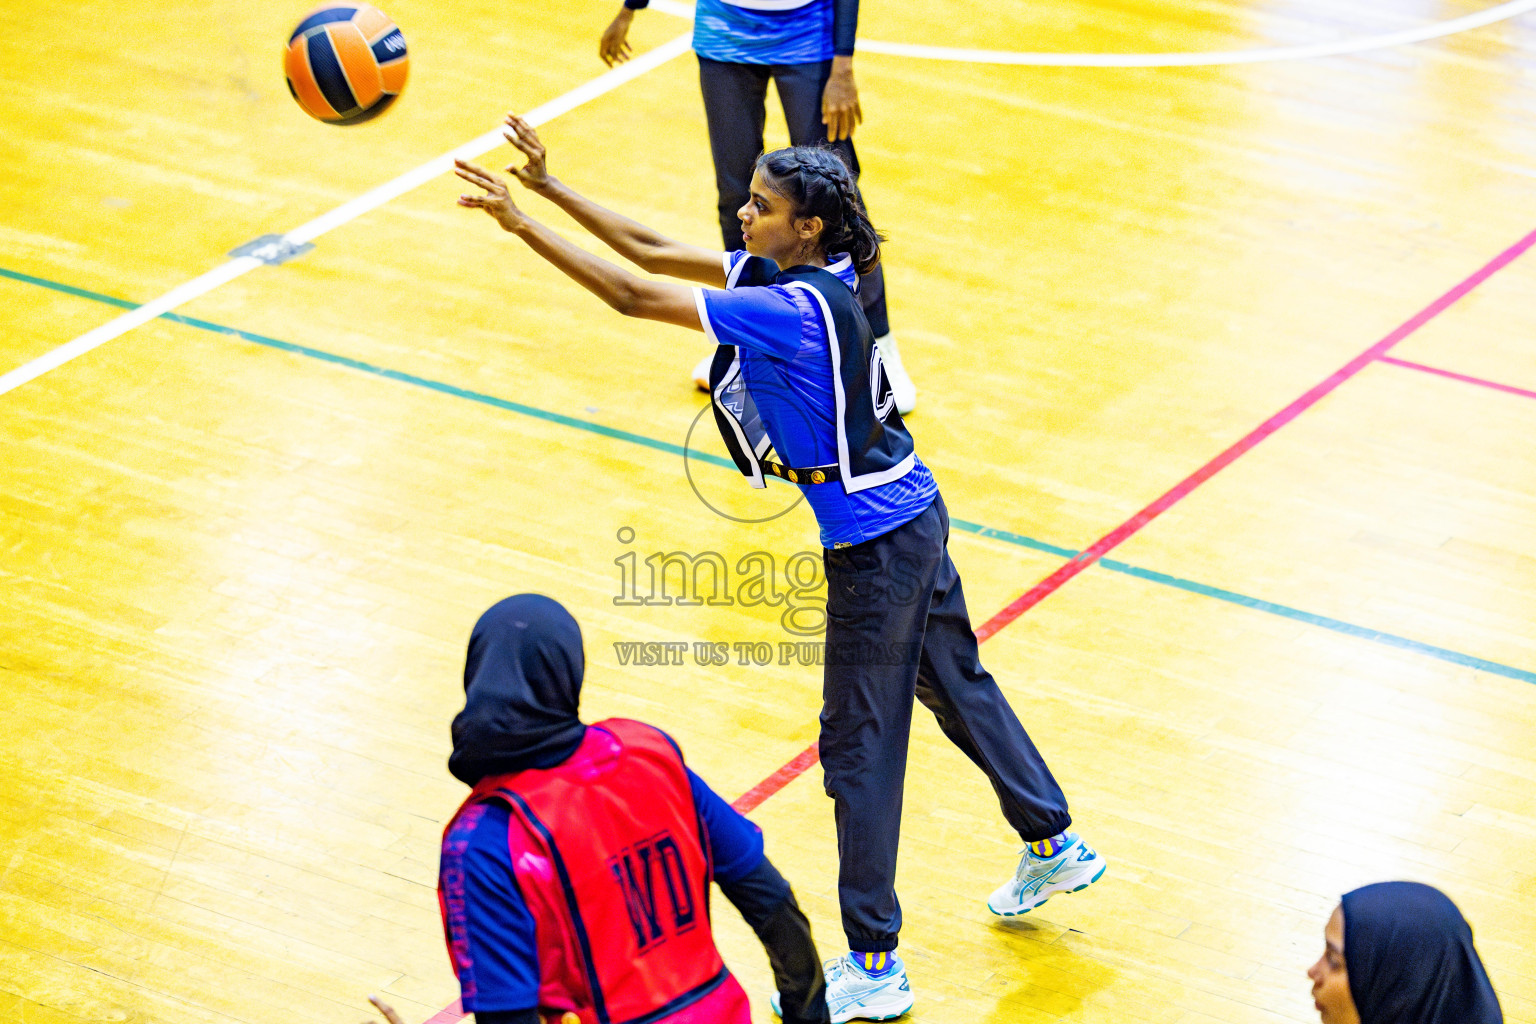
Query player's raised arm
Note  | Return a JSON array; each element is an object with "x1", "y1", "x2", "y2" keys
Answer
[
  {"x1": 455, "y1": 159, "x2": 705, "y2": 332},
  {"x1": 500, "y1": 114, "x2": 728, "y2": 287}
]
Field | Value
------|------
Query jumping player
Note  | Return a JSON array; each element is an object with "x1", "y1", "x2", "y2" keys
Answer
[
  {"x1": 454, "y1": 116, "x2": 1106, "y2": 1022},
  {"x1": 598, "y1": 0, "x2": 917, "y2": 413},
  {"x1": 427, "y1": 594, "x2": 831, "y2": 1024}
]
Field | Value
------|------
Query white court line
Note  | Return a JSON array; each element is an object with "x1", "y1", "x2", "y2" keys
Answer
[
  {"x1": 647, "y1": 0, "x2": 1536, "y2": 66},
  {"x1": 0, "y1": 32, "x2": 694, "y2": 399},
  {"x1": 11, "y1": 0, "x2": 1531, "y2": 400}
]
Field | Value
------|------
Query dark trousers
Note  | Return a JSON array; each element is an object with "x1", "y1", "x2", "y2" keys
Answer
[
  {"x1": 697, "y1": 56, "x2": 889, "y2": 336},
  {"x1": 820, "y1": 493, "x2": 1072, "y2": 952}
]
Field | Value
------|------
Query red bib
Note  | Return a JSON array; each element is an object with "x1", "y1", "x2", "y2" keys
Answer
[{"x1": 440, "y1": 719, "x2": 751, "y2": 1024}]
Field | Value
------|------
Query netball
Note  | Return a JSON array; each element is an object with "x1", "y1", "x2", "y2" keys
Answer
[{"x1": 284, "y1": 3, "x2": 408, "y2": 125}]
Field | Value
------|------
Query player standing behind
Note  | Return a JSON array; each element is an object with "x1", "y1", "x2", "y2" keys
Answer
[
  {"x1": 365, "y1": 594, "x2": 831, "y2": 1024},
  {"x1": 598, "y1": 0, "x2": 917, "y2": 414},
  {"x1": 454, "y1": 118, "x2": 1105, "y2": 1023}
]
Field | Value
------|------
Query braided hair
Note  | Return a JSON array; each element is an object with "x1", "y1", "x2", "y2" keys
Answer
[{"x1": 755, "y1": 146, "x2": 884, "y2": 275}]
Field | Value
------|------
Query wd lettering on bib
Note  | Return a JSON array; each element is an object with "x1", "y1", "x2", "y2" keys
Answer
[
  {"x1": 609, "y1": 832, "x2": 698, "y2": 951},
  {"x1": 441, "y1": 720, "x2": 751, "y2": 1024}
]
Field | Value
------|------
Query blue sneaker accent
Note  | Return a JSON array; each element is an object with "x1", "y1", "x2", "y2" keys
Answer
[
  {"x1": 850, "y1": 950, "x2": 899, "y2": 978},
  {"x1": 1025, "y1": 830, "x2": 1070, "y2": 859},
  {"x1": 770, "y1": 952, "x2": 914, "y2": 1022},
  {"x1": 987, "y1": 832, "x2": 1107, "y2": 916}
]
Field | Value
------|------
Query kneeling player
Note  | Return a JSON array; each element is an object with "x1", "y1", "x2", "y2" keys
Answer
[{"x1": 369, "y1": 594, "x2": 829, "y2": 1024}]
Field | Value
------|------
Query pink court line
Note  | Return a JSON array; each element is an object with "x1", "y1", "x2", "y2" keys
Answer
[
  {"x1": 975, "y1": 224, "x2": 1536, "y2": 641},
  {"x1": 421, "y1": 1001, "x2": 464, "y2": 1024},
  {"x1": 420, "y1": 228, "x2": 1536, "y2": 1023},
  {"x1": 732, "y1": 742, "x2": 822, "y2": 813},
  {"x1": 1378, "y1": 355, "x2": 1536, "y2": 402}
]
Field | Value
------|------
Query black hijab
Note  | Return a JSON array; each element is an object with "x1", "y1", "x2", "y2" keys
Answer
[
  {"x1": 448, "y1": 594, "x2": 588, "y2": 786},
  {"x1": 1341, "y1": 882, "x2": 1502, "y2": 1024}
]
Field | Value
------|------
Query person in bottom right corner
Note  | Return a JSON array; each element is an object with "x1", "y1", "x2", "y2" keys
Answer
[{"x1": 1308, "y1": 881, "x2": 1503, "y2": 1024}]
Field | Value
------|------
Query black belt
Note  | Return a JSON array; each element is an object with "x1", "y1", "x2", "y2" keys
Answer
[{"x1": 763, "y1": 460, "x2": 840, "y2": 485}]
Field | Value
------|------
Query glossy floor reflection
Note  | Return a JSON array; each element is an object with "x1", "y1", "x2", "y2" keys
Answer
[{"x1": 2, "y1": 2, "x2": 1534, "y2": 1022}]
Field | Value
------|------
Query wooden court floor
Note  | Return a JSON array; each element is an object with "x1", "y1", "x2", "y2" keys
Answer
[{"x1": 2, "y1": 1, "x2": 1535, "y2": 1022}]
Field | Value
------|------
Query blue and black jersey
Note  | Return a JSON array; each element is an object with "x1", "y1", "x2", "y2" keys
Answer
[
  {"x1": 695, "y1": 251, "x2": 936, "y2": 548},
  {"x1": 624, "y1": 0, "x2": 859, "y2": 63}
]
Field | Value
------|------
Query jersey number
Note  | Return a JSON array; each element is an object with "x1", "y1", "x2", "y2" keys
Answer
[{"x1": 870, "y1": 347, "x2": 896, "y2": 421}]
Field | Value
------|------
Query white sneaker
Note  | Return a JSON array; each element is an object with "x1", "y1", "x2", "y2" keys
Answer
[
  {"x1": 874, "y1": 333, "x2": 916, "y2": 416},
  {"x1": 691, "y1": 352, "x2": 713, "y2": 391},
  {"x1": 771, "y1": 952, "x2": 914, "y2": 1023},
  {"x1": 987, "y1": 832, "x2": 1107, "y2": 916}
]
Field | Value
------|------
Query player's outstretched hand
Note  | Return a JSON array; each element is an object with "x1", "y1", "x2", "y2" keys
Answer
[
  {"x1": 600, "y1": 7, "x2": 635, "y2": 66},
  {"x1": 358, "y1": 994, "x2": 406, "y2": 1024},
  {"x1": 502, "y1": 114, "x2": 551, "y2": 193},
  {"x1": 455, "y1": 159, "x2": 525, "y2": 232}
]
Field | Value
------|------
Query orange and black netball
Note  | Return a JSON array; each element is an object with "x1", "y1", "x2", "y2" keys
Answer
[{"x1": 284, "y1": 3, "x2": 408, "y2": 126}]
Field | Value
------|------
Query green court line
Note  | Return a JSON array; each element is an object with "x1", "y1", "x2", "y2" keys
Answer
[
  {"x1": 949, "y1": 518, "x2": 1078, "y2": 559},
  {"x1": 1095, "y1": 558, "x2": 1536, "y2": 685},
  {"x1": 1, "y1": 266, "x2": 732, "y2": 469},
  {"x1": 5, "y1": 264, "x2": 1533, "y2": 687}
]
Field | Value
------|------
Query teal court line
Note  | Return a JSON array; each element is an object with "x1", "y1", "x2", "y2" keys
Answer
[
  {"x1": 1, "y1": 267, "x2": 731, "y2": 470},
  {"x1": 5, "y1": 265, "x2": 1533, "y2": 688}
]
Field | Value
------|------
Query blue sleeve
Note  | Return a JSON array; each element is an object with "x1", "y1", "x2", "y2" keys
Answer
[
  {"x1": 724, "y1": 250, "x2": 781, "y2": 288},
  {"x1": 440, "y1": 802, "x2": 541, "y2": 1014},
  {"x1": 696, "y1": 285, "x2": 803, "y2": 361},
  {"x1": 832, "y1": 0, "x2": 859, "y2": 55},
  {"x1": 687, "y1": 768, "x2": 767, "y2": 885}
]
